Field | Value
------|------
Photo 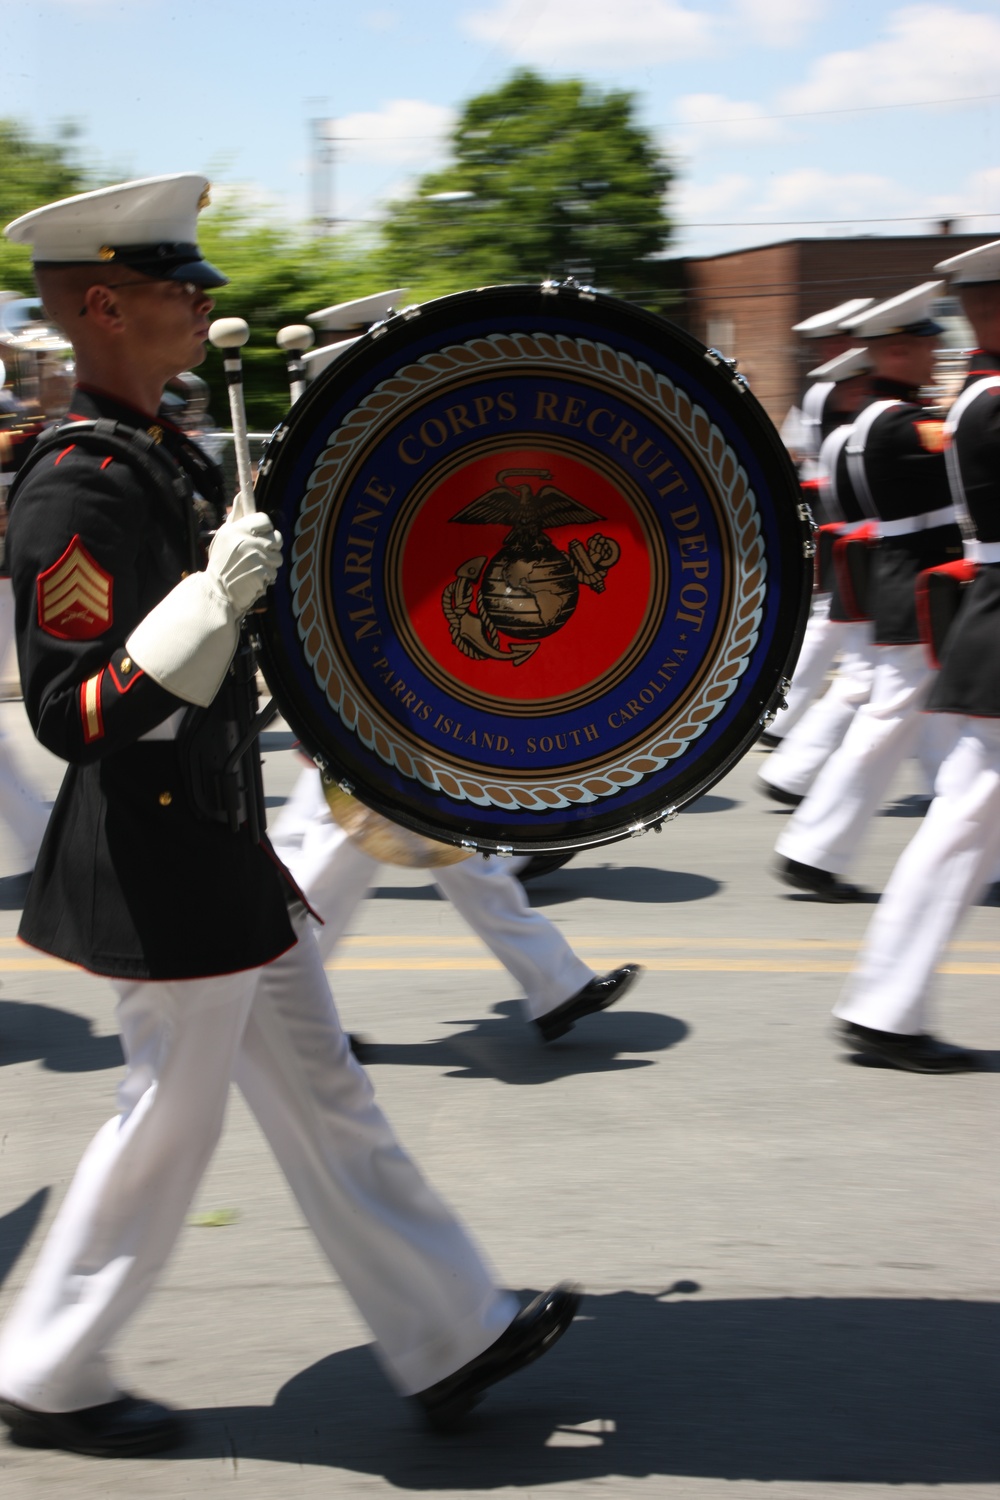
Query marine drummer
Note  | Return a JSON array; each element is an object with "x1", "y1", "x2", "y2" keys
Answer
[{"x1": 0, "y1": 173, "x2": 578, "y2": 1456}]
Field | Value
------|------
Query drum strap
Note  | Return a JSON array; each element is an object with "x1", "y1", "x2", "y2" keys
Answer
[
  {"x1": 7, "y1": 418, "x2": 200, "y2": 572},
  {"x1": 817, "y1": 424, "x2": 853, "y2": 522}
]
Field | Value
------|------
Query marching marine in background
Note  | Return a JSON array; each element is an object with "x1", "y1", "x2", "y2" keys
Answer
[
  {"x1": 0, "y1": 345, "x2": 58, "y2": 871},
  {"x1": 770, "y1": 298, "x2": 874, "y2": 746},
  {"x1": 836, "y1": 240, "x2": 1000, "y2": 1071},
  {"x1": 0, "y1": 174, "x2": 578, "y2": 1458},
  {"x1": 775, "y1": 283, "x2": 963, "y2": 901},
  {"x1": 760, "y1": 345, "x2": 877, "y2": 807}
]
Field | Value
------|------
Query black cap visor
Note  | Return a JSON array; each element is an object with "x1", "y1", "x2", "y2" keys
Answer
[
  {"x1": 35, "y1": 242, "x2": 228, "y2": 288},
  {"x1": 869, "y1": 318, "x2": 944, "y2": 339}
]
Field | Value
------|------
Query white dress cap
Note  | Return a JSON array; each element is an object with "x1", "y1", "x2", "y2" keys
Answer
[
  {"x1": 301, "y1": 337, "x2": 362, "y2": 380},
  {"x1": 307, "y1": 288, "x2": 408, "y2": 332},
  {"x1": 842, "y1": 281, "x2": 944, "y2": 339},
  {"x1": 4, "y1": 173, "x2": 226, "y2": 287},
  {"x1": 807, "y1": 346, "x2": 872, "y2": 381},
  {"x1": 934, "y1": 238, "x2": 1000, "y2": 285},
  {"x1": 792, "y1": 298, "x2": 873, "y2": 337}
]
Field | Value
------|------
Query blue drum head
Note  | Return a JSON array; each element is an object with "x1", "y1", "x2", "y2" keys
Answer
[{"x1": 256, "y1": 284, "x2": 810, "y2": 852}]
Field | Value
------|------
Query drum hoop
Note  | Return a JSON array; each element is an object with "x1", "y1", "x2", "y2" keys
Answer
[
  {"x1": 286, "y1": 329, "x2": 767, "y2": 814},
  {"x1": 258, "y1": 284, "x2": 811, "y2": 852}
]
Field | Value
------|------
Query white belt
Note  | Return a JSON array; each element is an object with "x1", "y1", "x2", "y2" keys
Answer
[
  {"x1": 966, "y1": 539, "x2": 1000, "y2": 563},
  {"x1": 878, "y1": 504, "x2": 957, "y2": 537}
]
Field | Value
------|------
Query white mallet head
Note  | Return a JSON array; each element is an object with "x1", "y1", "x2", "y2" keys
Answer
[
  {"x1": 276, "y1": 324, "x2": 315, "y2": 354},
  {"x1": 209, "y1": 317, "x2": 250, "y2": 350}
]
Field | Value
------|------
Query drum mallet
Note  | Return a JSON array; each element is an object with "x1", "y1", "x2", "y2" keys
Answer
[
  {"x1": 209, "y1": 317, "x2": 255, "y2": 521},
  {"x1": 276, "y1": 324, "x2": 314, "y2": 405}
]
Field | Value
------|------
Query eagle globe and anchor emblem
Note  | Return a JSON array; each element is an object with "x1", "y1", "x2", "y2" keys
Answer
[{"x1": 441, "y1": 467, "x2": 622, "y2": 666}]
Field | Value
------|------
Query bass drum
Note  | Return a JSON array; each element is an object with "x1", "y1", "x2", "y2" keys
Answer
[{"x1": 256, "y1": 283, "x2": 811, "y2": 855}]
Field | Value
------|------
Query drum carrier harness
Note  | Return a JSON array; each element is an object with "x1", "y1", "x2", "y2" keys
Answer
[{"x1": 8, "y1": 417, "x2": 276, "y2": 841}]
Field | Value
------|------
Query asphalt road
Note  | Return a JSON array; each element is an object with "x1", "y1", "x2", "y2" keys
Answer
[{"x1": 0, "y1": 698, "x2": 996, "y2": 1499}]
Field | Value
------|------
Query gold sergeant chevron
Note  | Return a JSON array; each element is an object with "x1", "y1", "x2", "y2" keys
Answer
[{"x1": 37, "y1": 533, "x2": 113, "y2": 640}]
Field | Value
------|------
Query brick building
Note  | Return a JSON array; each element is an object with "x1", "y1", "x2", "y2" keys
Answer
[{"x1": 672, "y1": 232, "x2": 995, "y2": 425}]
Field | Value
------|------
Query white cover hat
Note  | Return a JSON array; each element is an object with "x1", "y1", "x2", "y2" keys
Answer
[
  {"x1": 935, "y1": 238, "x2": 1000, "y2": 285},
  {"x1": 308, "y1": 288, "x2": 407, "y2": 332},
  {"x1": 4, "y1": 173, "x2": 226, "y2": 287},
  {"x1": 301, "y1": 336, "x2": 362, "y2": 379},
  {"x1": 842, "y1": 281, "x2": 944, "y2": 338},
  {"x1": 793, "y1": 298, "x2": 873, "y2": 337},
  {"x1": 807, "y1": 346, "x2": 872, "y2": 381}
]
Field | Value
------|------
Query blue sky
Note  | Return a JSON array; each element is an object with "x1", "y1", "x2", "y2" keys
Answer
[{"x1": 7, "y1": 0, "x2": 1000, "y2": 258}]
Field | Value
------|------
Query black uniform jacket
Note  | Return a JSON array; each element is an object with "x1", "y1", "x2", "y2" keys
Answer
[
  {"x1": 929, "y1": 351, "x2": 1000, "y2": 717},
  {"x1": 7, "y1": 386, "x2": 296, "y2": 980},
  {"x1": 859, "y1": 378, "x2": 962, "y2": 644}
]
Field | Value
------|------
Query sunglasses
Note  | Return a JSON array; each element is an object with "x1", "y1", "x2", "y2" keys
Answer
[{"x1": 79, "y1": 279, "x2": 206, "y2": 316}]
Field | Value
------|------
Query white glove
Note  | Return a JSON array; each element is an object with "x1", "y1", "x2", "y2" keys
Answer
[
  {"x1": 205, "y1": 512, "x2": 284, "y2": 615},
  {"x1": 126, "y1": 513, "x2": 283, "y2": 708}
]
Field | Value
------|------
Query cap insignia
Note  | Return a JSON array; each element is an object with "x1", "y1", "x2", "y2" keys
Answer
[
  {"x1": 98, "y1": 246, "x2": 116, "y2": 261},
  {"x1": 198, "y1": 185, "x2": 211, "y2": 211}
]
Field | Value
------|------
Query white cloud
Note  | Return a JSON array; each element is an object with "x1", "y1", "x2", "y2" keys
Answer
[
  {"x1": 730, "y1": 0, "x2": 826, "y2": 48},
  {"x1": 781, "y1": 4, "x2": 1000, "y2": 113},
  {"x1": 333, "y1": 100, "x2": 455, "y2": 169},
  {"x1": 754, "y1": 167, "x2": 913, "y2": 220},
  {"x1": 462, "y1": 0, "x2": 713, "y2": 68},
  {"x1": 672, "y1": 93, "x2": 784, "y2": 150}
]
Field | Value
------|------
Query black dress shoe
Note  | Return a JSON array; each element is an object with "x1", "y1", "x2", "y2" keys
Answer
[
  {"x1": 837, "y1": 1021, "x2": 981, "y2": 1074},
  {"x1": 0, "y1": 1394, "x2": 182, "y2": 1457},
  {"x1": 775, "y1": 857, "x2": 866, "y2": 902},
  {"x1": 535, "y1": 963, "x2": 643, "y2": 1042},
  {"x1": 757, "y1": 779, "x2": 803, "y2": 808},
  {"x1": 758, "y1": 731, "x2": 782, "y2": 748},
  {"x1": 414, "y1": 1282, "x2": 581, "y2": 1431}
]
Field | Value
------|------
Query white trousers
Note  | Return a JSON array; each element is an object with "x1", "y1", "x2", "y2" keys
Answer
[
  {"x1": 760, "y1": 624, "x2": 876, "y2": 798},
  {"x1": 836, "y1": 716, "x2": 1000, "y2": 1034},
  {"x1": 775, "y1": 645, "x2": 957, "y2": 877},
  {"x1": 769, "y1": 596, "x2": 846, "y2": 741},
  {"x1": 272, "y1": 768, "x2": 594, "y2": 1021},
  {"x1": 0, "y1": 913, "x2": 517, "y2": 1412},
  {"x1": 0, "y1": 724, "x2": 49, "y2": 870}
]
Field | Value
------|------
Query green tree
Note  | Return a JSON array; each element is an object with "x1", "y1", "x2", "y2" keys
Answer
[
  {"x1": 0, "y1": 121, "x2": 86, "y2": 292},
  {"x1": 197, "y1": 205, "x2": 380, "y2": 428},
  {"x1": 379, "y1": 70, "x2": 675, "y2": 310}
]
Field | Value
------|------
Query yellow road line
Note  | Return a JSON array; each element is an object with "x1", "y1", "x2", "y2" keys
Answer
[{"x1": 0, "y1": 950, "x2": 998, "y2": 977}]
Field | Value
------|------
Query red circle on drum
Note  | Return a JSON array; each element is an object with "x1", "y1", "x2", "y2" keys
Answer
[{"x1": 397, "y1": 446, "x2": 654, "y2": 705}]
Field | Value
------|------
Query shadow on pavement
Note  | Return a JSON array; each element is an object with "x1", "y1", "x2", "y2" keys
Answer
[
  {"x1": 370, "y1": 868, "x2": 719, "y2": 906},
  {"x1": 0, "y1": 1189, "x2": 49, "y2": 1292},
  {"x1": 880, "y1": 794, "x2": 932, "y2": 818},
  {"x1": 0, "y1": 999, "x2": 123, "y2": 1072},
  {"x1": 371, "y1": 883, "x2": 441, "y2": 902},
  {"x1": 685, "y1": 794, "x2": 739, "y2": 814},
  {"x1": 169, "y1": 1287, "x2": 1000, "y2": 1485},
  {"x1": 527, "y1": 867, "x2": 720, "y2": 906},
  {"x1": 351, "y1": 1001, "x2": 686, "y2": 1085}
]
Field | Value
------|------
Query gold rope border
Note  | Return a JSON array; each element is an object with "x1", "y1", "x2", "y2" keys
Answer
[{"x1": 289, "y1": 330, "x2": 766, "y2": 812}]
